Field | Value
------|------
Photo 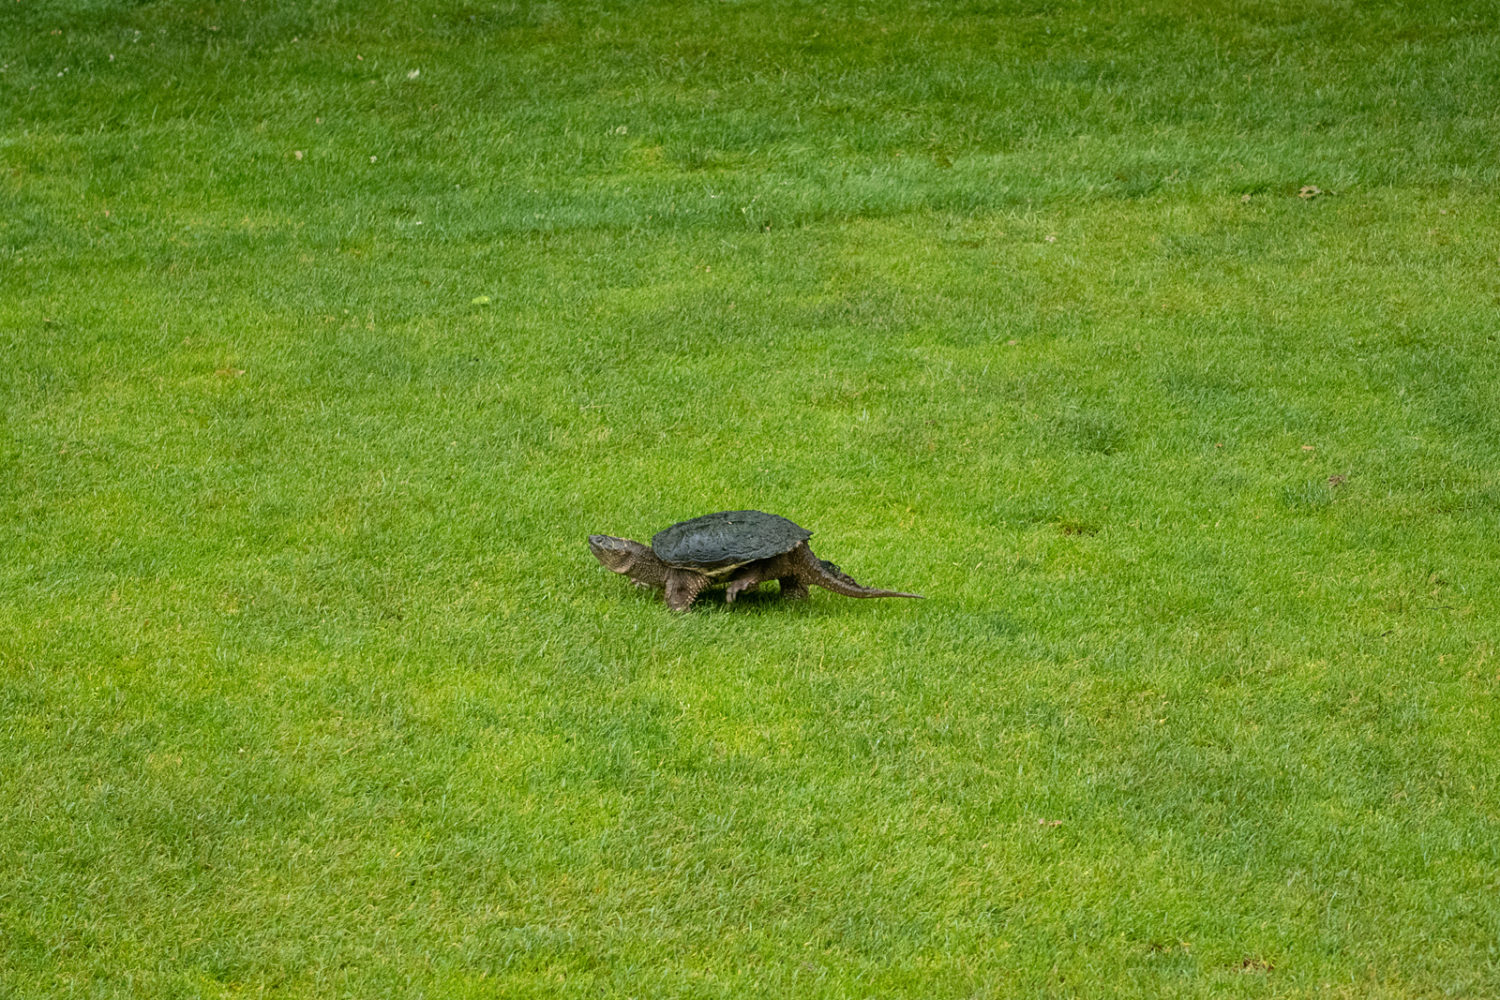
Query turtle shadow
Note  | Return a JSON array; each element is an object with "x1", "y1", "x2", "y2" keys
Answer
[
  {"x1": 663, "y1": 586, "x2": 913, "y2": 616},
  {"x1": 611, "y1": 581, "x2": 915, "y2": 616},
  {"x1": 693, "y1": 587, "x2": 800, "y2": 612},
  {"x1": 612, "y1": 582, "x2": 806, "y2": 614}
]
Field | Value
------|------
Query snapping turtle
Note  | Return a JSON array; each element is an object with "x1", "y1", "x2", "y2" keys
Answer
[{"x1": 589, "y1": 510, "x2": 923, "y2": 612}]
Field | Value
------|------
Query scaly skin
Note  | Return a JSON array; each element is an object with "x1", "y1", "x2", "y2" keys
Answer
[
  {"x1": 723, "y1": 542, "x2": 922, "y2": 606},
  {"x1": 587, "y1": 535, "x2": 668, "y2": 588},
  {"x1": 590, "y1": 534, "x2": 921, "y2": 612}
]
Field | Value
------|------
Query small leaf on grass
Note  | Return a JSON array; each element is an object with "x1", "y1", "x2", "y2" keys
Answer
[{"x1": 1299, "y1": 185, "x2": 1323, "y2": 199}]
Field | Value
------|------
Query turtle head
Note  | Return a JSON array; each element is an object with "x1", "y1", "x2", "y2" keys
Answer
[
  {"x1": 588, "y1": 534, "x2": 667, "y2": 588},
  {"x1": 588, "y1": 534, "x2": 645, "y2": 573}
]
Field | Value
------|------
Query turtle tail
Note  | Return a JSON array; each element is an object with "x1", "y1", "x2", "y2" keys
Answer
[{"x1": 801, "y1": 548, "x2": 923, "y2": 600}]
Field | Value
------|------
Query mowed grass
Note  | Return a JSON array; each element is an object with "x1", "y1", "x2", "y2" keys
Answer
[{"x1": 3, "y1": 0, "x2": 1500, "y2": 996}]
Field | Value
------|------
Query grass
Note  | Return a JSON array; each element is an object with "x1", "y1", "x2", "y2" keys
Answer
[{"x1": 3, "y1": 0, "x2": 1499, "y2": 996}]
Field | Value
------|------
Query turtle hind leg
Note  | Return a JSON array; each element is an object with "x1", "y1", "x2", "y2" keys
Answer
[
  {"x1": 725, "y1": 558, "x2": 785, "y2": 604},
  {"x1": 725, "y1": 574, "x2": 761, "y2": 604},
  {"x1": 724, "y1": 554, "x2": 808, "y2": 602},
  {"x1": 665, "y1": 568, "x2": 711, "y2": 612}
]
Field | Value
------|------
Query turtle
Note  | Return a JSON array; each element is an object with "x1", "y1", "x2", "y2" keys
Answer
[{"x1": 588, "y1": 509, "x2": 923, "y2": 612}]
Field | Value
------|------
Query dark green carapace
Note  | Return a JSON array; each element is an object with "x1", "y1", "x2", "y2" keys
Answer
[{"x1": 651, "y1": 510, "x2": 811, "y2": 571}]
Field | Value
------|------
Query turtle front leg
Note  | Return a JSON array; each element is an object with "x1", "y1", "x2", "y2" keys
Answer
[{"x1": 665, "y1": 568, "x2": 711, "y2": 612}]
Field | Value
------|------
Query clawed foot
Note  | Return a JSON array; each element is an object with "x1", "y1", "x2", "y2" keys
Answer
[{"x1": 725, "y1": 578, "x2": 761, "y2": 603}]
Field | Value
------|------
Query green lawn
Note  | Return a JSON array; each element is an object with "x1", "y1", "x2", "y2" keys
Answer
[{"x1": 3, "y1": 1, "x2": 1499, "y2": 996}]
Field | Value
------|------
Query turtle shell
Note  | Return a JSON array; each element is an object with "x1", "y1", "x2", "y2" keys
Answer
[{"x1": 652, "y1": 510, "x2": 811, "y2": 574}]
